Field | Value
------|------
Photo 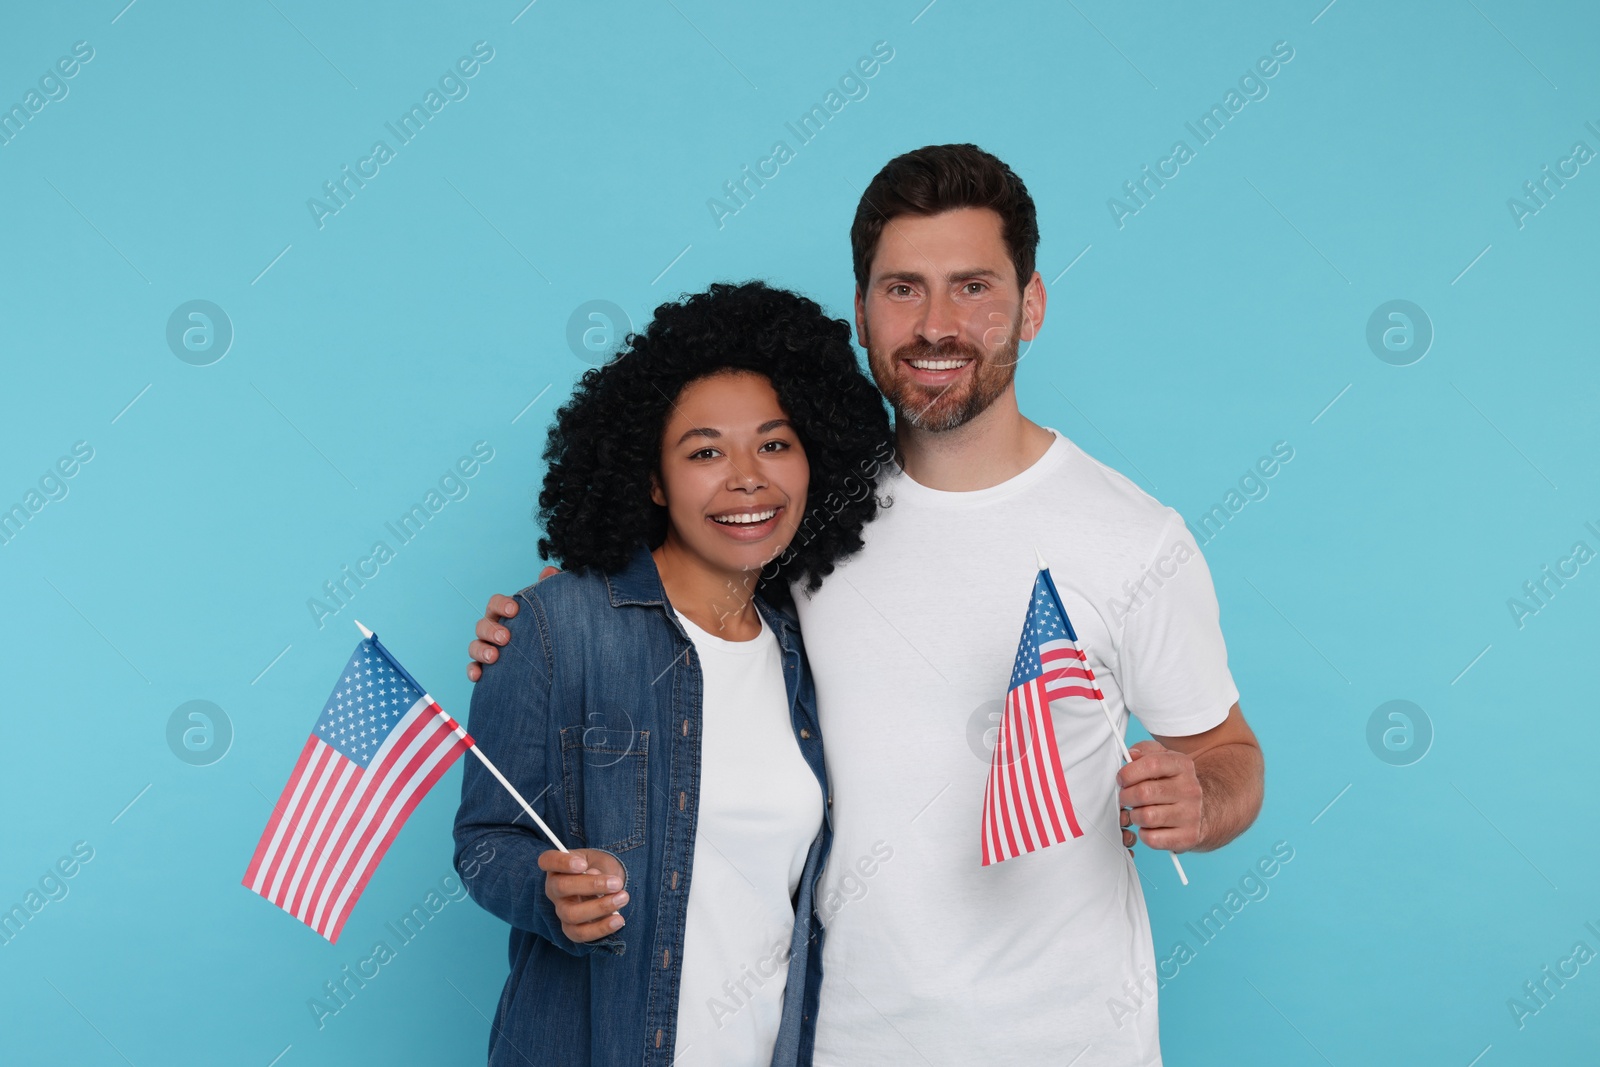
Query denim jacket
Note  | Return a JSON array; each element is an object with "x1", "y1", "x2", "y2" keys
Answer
[{"x1": 453, "y1": 545, "x2": 832, "y2": 1066}]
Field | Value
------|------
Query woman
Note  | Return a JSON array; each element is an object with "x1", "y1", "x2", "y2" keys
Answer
[{"x1": 452, "y1": 281, "x2": 894, "y2": 1066}]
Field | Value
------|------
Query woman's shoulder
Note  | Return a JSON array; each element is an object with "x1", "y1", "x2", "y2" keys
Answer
[
  {"x1": 485, "y1": 569, "x2": 615, "y2": 681},
  {"x1": 508, "y1": 567, "x2": 615, "y2": 637},
  {"x1": 511, "y1": 567, "x2": 687, "y2": 697},
  {"x1": 514, "y1": 566, "x2": 607, "y2": 610},
  {"x1": 512, "y1": 565, "x2": 672, "y2": 647}
]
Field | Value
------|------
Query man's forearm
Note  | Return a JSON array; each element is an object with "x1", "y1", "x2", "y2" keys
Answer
[{"x1": 1193, "y1": 742, "x2": 1264, "y2": 851}]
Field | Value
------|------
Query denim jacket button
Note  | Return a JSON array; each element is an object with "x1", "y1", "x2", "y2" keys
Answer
[{"x1": 799, "y1": 728, "x2": 811, "y2": 739}]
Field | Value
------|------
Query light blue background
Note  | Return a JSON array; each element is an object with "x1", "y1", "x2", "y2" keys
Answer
[{"x1": 2, "y1": 1, "x2": 1596, "y2": 1064}]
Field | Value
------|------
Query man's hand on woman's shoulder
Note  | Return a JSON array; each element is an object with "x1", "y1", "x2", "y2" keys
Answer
[{"x1": 464, "y1": 567, "x2": 561, "y2": 681}]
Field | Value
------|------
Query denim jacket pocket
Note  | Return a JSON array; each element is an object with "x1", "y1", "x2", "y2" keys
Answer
[{"x1": 559, "y1": 725, "x2": 649, "y2": 854}]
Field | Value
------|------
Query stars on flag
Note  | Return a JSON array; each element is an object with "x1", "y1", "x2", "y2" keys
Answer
[
  {"x1": 1009, "y1": 583, "x2": 1073, "y2": 690},
  {"x1": 312, "y1": 648, "x2": 423, "y2": 767}
]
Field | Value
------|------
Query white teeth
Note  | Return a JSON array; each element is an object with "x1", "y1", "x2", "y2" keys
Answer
[
  {"x1": 907, "y1": 359, "x2": 970, "y2": 371},
  {"x1": 712, "y1": 508, "x2": 777, "y2": 525}
]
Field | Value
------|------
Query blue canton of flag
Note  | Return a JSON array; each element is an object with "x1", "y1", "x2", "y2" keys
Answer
[
  {"x1": 313, "y1": 645, "x2": 426, "y2": 767},
  {"x1": 1008, "y1": 577, "x2": 1082, "y2": 692}
]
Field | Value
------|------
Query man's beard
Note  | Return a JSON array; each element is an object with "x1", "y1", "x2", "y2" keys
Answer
[{"x1": 869, "y1": 330, "x2": 1021, "y2": 433}]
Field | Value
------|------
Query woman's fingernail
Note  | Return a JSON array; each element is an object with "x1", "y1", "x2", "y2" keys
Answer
[{"x1": 614, "y1": 892, "x2": 629, "y2": 906}]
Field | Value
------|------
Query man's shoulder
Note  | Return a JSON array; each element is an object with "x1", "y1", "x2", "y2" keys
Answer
[{"x1": 1044, "y1": 430, "x2": 1182, "y2": 537}]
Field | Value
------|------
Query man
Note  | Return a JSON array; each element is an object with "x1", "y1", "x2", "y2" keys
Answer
[{"x1": 466, "y1": 144, "x2": 1263, "y2": 1065}]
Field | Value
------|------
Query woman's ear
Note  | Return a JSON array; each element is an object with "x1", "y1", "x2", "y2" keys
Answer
[{"x1": 649, "y1": 471, "x2": 666, "y2": 508}]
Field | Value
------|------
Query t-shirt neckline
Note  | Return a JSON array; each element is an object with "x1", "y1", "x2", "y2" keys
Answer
[
  {"x1": 674, "y1": 605, "x2": 772, "y2": 654},
  {"x1": 889, "y1": 427, "x2": 1069, "y2": 507}
]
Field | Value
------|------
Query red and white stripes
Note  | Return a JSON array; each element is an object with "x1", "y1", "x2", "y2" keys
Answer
[
  {"x1": 243, "y1": 698, "x2": 471, "y2": 942},
  {"x1": 981, "y1": 674, "x2": 1084, "y2": 866}
]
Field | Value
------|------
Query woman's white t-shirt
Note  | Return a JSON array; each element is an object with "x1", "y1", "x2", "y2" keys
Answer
[{"x1": 671, "y1": 607, "x2": 823, "y2": 1066}]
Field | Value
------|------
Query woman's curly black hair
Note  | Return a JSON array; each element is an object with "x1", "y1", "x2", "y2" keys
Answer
[{"x1": 537, "y1": 280, "x2": 896, "y2": 601}]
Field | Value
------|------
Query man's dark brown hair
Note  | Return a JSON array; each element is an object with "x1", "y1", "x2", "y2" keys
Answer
[{"x1": 850, "y1": 143, "x2": 1040, "y2": 295}]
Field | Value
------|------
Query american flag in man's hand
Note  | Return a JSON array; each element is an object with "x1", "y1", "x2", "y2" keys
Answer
[{"x1": 980, "y1": 568, "x2": 1093, "y2": 866}]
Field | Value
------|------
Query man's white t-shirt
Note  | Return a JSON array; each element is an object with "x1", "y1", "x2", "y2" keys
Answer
[
  {"x1": 794, "y1": 429, "x2": 1239, "y2": 1067},
  {"x1": 671, "y1": 608, "x2": 824, "y2": 1067}
]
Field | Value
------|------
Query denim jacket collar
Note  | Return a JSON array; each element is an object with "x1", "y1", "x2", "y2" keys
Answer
[
  {"x1": 602, "y1": 543, "x2": 668, "y2": 607},
  {"x1": 604, "y1": 543, "x2": 800, "y2": 640}
]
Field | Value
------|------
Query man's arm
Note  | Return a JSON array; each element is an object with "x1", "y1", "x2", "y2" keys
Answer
[{"x1": 1117, "y1": 702, "x2": 1263, "y2": 853}]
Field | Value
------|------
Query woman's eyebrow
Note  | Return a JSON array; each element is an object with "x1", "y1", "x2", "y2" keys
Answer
[{"x1": 675, "y1": 419, "x2": 791, "y2": 445}]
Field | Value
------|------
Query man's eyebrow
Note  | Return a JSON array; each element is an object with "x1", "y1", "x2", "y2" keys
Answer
[{"x1": 876, "y1": 267, "x2": 1005, "y2": 284}]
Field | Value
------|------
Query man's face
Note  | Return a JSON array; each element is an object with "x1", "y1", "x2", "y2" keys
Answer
[{"x1": 855, "y1": 207, "x2": 1044, "y2": 432}]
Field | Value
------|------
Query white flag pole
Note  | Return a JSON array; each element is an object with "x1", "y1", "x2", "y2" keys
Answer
[
  {"x1": 355, "y1": 620, "x2": 569, "y2": 853},
  {"x1": 1032, "y1": 554, "x2": 1188, "y2": 886}
]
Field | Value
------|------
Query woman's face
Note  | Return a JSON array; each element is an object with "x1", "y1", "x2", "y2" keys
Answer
[{"x1": 651, "y1": 371, "x2": 809, "y2": 578}]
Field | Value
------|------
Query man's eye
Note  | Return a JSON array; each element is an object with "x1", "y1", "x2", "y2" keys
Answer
[
  {"x1": 890, "y1": 284, "x2": 912, "y2": 297},
  {"x1": 965, "y1": 282, "x2": 987, "y2": 294}
]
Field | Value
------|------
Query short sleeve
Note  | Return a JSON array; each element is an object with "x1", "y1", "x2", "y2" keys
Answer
[{"x1": 1117, "y1": 513, "x2": 1239, "y2": 737}]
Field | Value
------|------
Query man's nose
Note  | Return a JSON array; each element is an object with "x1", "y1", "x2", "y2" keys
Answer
[{"x1": 917, "y1": 290, "x2": 960, "y2": 345}]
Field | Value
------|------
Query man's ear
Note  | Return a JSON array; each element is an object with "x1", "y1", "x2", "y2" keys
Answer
[
  {"x1": 854, "y1": 287, "x2": 870, "y2": 350},
  {"x1": 1020, "y1": 270, "x2": 1047, "y2": 343}
]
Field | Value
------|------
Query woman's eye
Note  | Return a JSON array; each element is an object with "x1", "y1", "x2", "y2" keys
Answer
[
  {"x1": 760, "y1": 439, "x2": 790, "y2": 453},
  {"x1": 689, "y1": 448, "x2": 719, "y2": 460}
]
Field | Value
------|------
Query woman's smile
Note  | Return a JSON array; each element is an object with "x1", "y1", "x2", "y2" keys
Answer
[{"x1": 706, "y1": 504, "x2": 785, "y2": 540}]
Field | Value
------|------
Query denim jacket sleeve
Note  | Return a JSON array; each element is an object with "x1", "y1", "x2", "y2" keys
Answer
[{"x1": 452, "y1": 587, "x2": 610, "y2": 958}]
